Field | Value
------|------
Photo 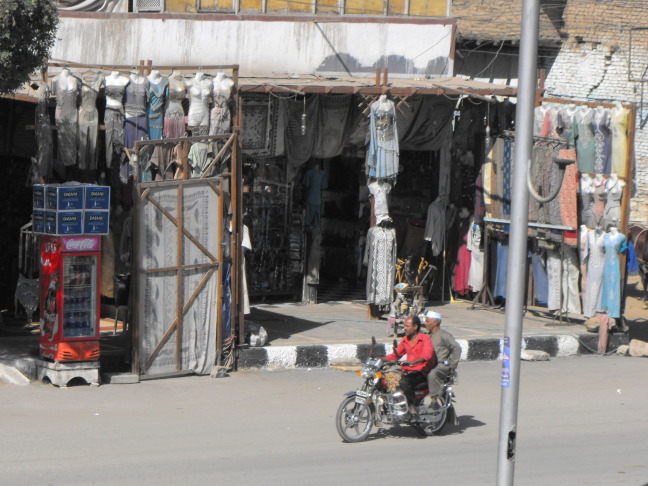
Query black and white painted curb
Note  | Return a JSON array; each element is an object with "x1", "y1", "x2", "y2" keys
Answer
[{"x1": 237, "y1": 333, "x2": 629, "y2": 370}]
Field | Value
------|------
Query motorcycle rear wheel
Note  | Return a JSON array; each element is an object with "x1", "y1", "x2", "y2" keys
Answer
[
  {"x1": 415, "y1": 405, "x2": 449, "y2": 436},
  {"x1": 336, "y1": 396, "x2": 374, "y2": 443}
]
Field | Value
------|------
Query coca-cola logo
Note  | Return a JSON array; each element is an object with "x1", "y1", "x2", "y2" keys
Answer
[{"x1": 63, "y1": 237, "x2": 98, "y2": 251}]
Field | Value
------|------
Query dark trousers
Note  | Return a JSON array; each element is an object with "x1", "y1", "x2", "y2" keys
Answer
[{"x1": 399, "y1": 371, "x2": 428, "y2": 404}]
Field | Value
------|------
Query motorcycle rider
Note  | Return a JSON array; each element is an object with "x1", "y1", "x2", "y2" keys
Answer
[
  {"x1": 424, "y1": 310, "x2": 461, "y2": 410},
  {"x1": 383, "y1": 315, "x2": 435, "y2": 418}
]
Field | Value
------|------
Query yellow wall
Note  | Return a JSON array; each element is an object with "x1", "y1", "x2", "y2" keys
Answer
[{"x1": 165, "y1": 0, "x2": 448, "y2": 15}]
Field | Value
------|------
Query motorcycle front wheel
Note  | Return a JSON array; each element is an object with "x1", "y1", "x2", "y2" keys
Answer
[{"x1": 336, "y1": 396, "x2": 374, "y2": 443}]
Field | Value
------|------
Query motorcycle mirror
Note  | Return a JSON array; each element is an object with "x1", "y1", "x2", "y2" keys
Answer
[
  {"x1": 370, "y1": 336, "x2": 376, "y2": 357},
  {"x1": 392, "y1": 339, "x2": 398, "y2": 355}
]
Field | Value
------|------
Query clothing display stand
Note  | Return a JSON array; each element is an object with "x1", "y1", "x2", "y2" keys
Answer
[{"x1": 474, "y1": 218, "x2": 577, "y2": 323}]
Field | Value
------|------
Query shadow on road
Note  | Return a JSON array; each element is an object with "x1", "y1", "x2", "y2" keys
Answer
[{"x1": 438, "y1": 415, "x2": 487, "y2": 436}]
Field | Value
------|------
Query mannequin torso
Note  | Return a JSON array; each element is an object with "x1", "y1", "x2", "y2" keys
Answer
[
  {"x1": 186, "y1": 72, "x2": 212, "y2": 129},
  {"x1": 105, "y1": 71, "x2": 129, "y2": 111}
]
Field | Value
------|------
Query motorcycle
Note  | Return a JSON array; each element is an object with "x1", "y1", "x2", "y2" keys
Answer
[{"x1": 335, "y1": 338, "x2": 458, "y2": 442}]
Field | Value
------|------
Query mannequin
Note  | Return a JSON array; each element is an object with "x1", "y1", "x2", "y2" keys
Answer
[
  {"x1": 579, "y1": 173, "x2": 595, "y2": 228},
  {"x1": 147, "y1": 68, "x2": 169, "y2": 140},
  {"x1": 368, "y1": 177, "x2": 391, "y2": 226},
  {"x1": 591, "y1": 173, "x2": 606, "y2": 228},
  {"x1": 601, "y1": 224, "x2": 627, "y2": 318},
  {"x1": 602, "y1": 173, "x2": 625, "y2": 229},
  {"x1": 104, "y1": 70, "x2": 129, "y2": 168},
  {"x1": 124, "y1": 70, "x2": 149, "y2": 151},
  {"x1": 209, "y1": 72, "x2": 235, "y2": 135},
  {"x1": 52, "y1": 67, "x2": 80, "y2": 167},
  {"x1": 185, "y1": 70, "x2": 212, "y2": 136},
  {"x1": 165, "y1": 70, "x2": 187, "y2": 138},
  {"x1": 77, "y1": 71, "x2": 104, "y2": 171},
  {"x1": 366, "y1": 95, "x2": 399, "y2": 181}
]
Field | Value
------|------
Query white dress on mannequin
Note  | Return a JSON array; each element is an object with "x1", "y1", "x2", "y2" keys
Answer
[{"x1": 185, "y1": 72, "x2": 212, "y2": 135}]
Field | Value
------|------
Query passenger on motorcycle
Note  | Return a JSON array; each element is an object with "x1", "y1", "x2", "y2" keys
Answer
[
  {"x1": 383, "y1": 315, "x2": 435, "y2": 418},
  {"x1": 424, "y1": 311, "x2": 461, "y2": 410}
]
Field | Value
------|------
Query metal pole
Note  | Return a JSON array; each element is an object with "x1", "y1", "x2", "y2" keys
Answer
[{"x1": 496, "y1": 0, "x2": 540, "y2": 484}]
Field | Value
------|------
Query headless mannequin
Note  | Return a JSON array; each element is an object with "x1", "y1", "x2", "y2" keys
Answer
[
  {"x1": 56, "y1": 68, "x2": 79, "y2": 91},
  {"x1": 147, "y1": 69, "x2": 163, "y2": 85},
  {"x1": 105, "y1": 70, "x2": 129, "y2": 109},
  {"x1": 213, "y1": 72, "x2": 234, "y2": 100},
  {"x1": 186, "y1": 70, "x2": 212, "y2": 133}
]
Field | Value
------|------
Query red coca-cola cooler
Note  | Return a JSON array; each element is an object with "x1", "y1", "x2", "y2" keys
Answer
[{"x1": 40, "y1": 236, "x2": 101, "y2": 362}]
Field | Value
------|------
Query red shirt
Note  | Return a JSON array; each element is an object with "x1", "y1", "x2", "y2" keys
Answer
[{"x1": 385, "y1": 332, "x2": 434, "y2": 374}]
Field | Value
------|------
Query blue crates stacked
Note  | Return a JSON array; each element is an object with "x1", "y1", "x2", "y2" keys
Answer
[{"x1": 32, "y1": 183, "x2": 110, "y2": 235}]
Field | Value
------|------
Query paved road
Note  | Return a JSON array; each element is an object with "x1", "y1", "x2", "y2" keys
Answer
[{"x1": 1, "y1": 356, "x2": 647, "y2": 485}]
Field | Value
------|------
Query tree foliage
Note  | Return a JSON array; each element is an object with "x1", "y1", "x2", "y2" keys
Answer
[{"x1": 0, "y1": 0, "x2": 59, "y2": 94}]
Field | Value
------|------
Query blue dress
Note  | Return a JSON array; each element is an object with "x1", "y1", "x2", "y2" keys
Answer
[
  {"x1": 601, "y1": 232, "x2": 627, "y2": 318},
  {"x1": 147, "y1": 77, "x2": 168, "y2": 141},
  {"x1": 366, "y1": 100, "x2": 399, "y2": 181}
]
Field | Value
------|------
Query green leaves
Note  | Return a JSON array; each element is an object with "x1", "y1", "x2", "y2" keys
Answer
[{"x1": 0, "y1": 0, "x2": 59, "y2": 94}]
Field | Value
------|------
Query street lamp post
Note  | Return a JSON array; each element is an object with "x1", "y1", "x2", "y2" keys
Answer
[{"x1": 496, "y1": 0, "x2": 540, "y2": 484}]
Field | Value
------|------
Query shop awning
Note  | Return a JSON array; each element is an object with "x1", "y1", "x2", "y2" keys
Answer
[{"x1": 238, "y1": 73, "x2": 517, "y2": 99}]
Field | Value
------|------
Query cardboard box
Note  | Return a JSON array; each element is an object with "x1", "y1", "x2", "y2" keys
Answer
[
  {"x1": 33, "y1": 210, "x2": 46, "y2": 234},
  {"x1": 45, "y1": 211, "x2": 83, "y2": 235},
  {"x1": 83, "y1": 210, "x2": 110, "y2": 235},
  {"x1": 84, "y1": 185, "x2": 111, "y2": 210},
  {"x1": 46, "y1": 185, "x2": 84, "y2": 210},
  {"x1": 33, "y1": 185, "x2": 46, "y2": 209}
]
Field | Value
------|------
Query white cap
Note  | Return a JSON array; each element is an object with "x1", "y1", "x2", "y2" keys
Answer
[{"x1": 425, "y1": 311, "x2": 442, "y2": 321}]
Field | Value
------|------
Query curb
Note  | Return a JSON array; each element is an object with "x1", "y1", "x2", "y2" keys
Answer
[{"x1": 236, "y1": 333, "x2": 629, "y2": 370}]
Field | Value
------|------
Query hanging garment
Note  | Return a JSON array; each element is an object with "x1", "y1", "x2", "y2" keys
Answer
[
  {"x1": 467, "y1": 220, "x2": 484, "y2": 291},
  {"x1": 547, "y1": 245, "x2": 581, "y2": 314},
  {"x1": 602, "y1": 177, "x2": 625, "y2": 230},
  {"x1": 283, "y1": 95, "x2": 319, "y2": 171},
  {"x1": 561, "y1": 245, "x2": 582, "y2": 314},
  {"x1": 188, "y1": 141, "x2": 211, "y2": 178},
  {"x1": 209, "y1": 97, "x2": 231, "y2": 136},
  {"x1": 53, "y1": 77, "x2": 79, "y2": 167},
  {"x1": 502, "y1": 140, "x2": 513, "y2": 222},
  {"x1": 493, "y1": 241, "x2": 509, "y2": 299},
  {"x1": 366, "y1": 99, "x2": 399, "y2": 181},
  {"x1": 77, "y1": 73, "x2": 104, "y2": 171},
  {"x1": 579, "y1": 175, "x2": 596, "y2": 229},
  {"x1": 364, "y1": 226, "x2": 397, "y2": 305},
  {"x1": 104, "y1": 80, "x2": 128, "y2": 169},
  {"x1": 303, "y1": 168, "x2": 329, "y2": 227},
  {"x1": 473, "y1": 172, "x2": 486, "y2": 224},
  {"x1": 530, "y1": 250, "x2": 548, "y2": 305},
  {"x1": 601, "y1": 231, "x2": 627, "y2": 318},
  {"x1": 582, "y1": 229, "x2": 605, "y2": 318},
  {"x1": 150, "y1": 143, "x2": 175, "y2": 181},
  {"x1": 453, "y1": 216, "x2": 472, "y2": 295},
  {"x1": 368, "y1": 180, "x2": 390, "y2": 226},
  {"x1": 574, "y1": 107, "x2": 596, "y2": 173},
  {"x1": 35, "y1": 87, "x2": 53, "y2": 179},
  {"x1": 556, "y1": 106, "x2": 577, "y2": 143},
  {"x1": 609, "y1": 106, "x2": 629, "y2": 177},
  {"x1": 559, "y1": 162, "x2": 579, "y2": 245},
  {"x1": 147, "y1": 76, "x2": 168, "y2": 141},
  {"x1": 164, "y1": 79, "x2": 186, "y2": 138},
  {"x1": 124, "y1": 77, "x2": 149, "y2": 150},
  {"x1": 186, "y1": 76, "x2": 211, "y2": 135},
  {"x1": 424, "y1": 197, "x2": 446, "y2": 257},
  {"x1": 591, "y1": 108, "x2": 612, "y2": 174},
  {"x1": 546, "y1": 247, "x2": 561, "y2": 311},
  {"x1": 313, "y1": 94, "x2": 352, "y2": 158}
]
